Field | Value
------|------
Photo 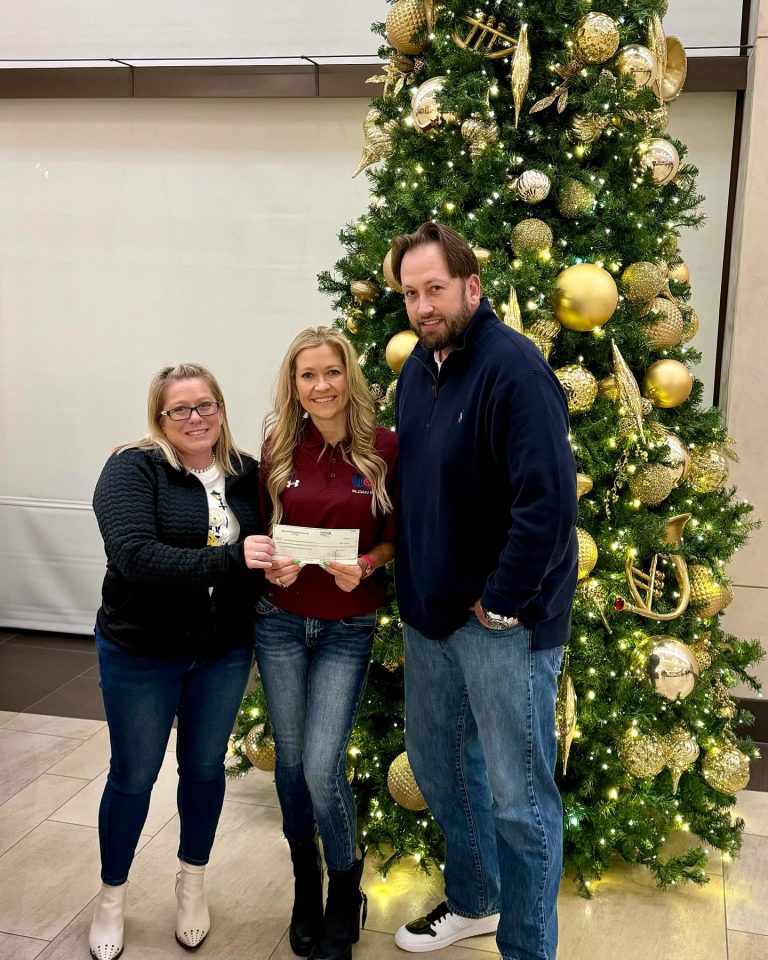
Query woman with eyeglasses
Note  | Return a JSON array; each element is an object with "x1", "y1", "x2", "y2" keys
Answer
[{"x1": 89, "y1": 363, "x2": 274, "y2": 960}]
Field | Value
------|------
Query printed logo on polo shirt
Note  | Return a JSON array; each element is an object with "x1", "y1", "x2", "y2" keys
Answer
[{"x1": 351, "y1": 474, "x2": 372, "y2": 495}]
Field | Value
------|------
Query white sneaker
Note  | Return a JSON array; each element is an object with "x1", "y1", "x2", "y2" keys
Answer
[
  {"x1": 89, "y1": 882, "x2": 127, "y2": 960},
  {"x1": 395, "y1": 901, "x2": 499, "y2": 952}
]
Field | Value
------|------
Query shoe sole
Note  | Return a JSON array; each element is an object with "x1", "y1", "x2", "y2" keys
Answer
[{"x1": 394, "y1": 915, "x2": 499, "y2": 953}]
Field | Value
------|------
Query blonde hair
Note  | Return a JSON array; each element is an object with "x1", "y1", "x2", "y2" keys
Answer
[
  {"x1": 115, "y1": 363, "x2": 245, "y2": 476},
  {"x1": 263, "y1": 327, "x2": 392, "y2": 525}
]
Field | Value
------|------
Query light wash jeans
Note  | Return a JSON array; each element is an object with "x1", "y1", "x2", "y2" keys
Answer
[
  {"x1": 254, "y1": 596, "x2": 375, "y2": 871},
  {"x1": 404, "y1": 616, "x2": 564, "y2": 960}
]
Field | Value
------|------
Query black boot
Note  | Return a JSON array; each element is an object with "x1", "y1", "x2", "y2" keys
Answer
[
  {"x1": 309, "y1": 852, "x2": 367, "y2": 960},
  {"x1": 288, "y1": 838, "x2": 324, "y2": 957}
]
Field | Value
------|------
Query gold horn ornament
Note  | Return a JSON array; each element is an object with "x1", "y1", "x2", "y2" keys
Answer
[{"x1": 615, "y1": 514, "x2": 692, "y2": 621}]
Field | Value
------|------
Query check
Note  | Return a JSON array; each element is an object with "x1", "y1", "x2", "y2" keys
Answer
[{"x1": 272, "y1": 524, "x2": 360, "y2": 565}]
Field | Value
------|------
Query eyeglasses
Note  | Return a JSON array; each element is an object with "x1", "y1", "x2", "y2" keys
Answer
[{"x1": 160, "y1": 401, "x2": 221, "y2": 421}]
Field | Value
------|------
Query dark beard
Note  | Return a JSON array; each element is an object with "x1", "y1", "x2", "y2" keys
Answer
[{"x1": 417, "y1": 305, "x2": 474, "y2": 351}]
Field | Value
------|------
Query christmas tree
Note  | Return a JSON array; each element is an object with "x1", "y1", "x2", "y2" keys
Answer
[{"x1": 232, "y1": 0, "x2": 762, "y2": 894}]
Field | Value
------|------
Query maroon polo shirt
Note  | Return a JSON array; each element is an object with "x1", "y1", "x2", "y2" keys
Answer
[{"x1": 259, "y1": 420, "x2": 398, "y2": 620}]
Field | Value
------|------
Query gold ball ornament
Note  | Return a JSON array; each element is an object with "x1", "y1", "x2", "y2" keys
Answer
[
  {"x1": 511, "y1": 170, "x2": 551, "y2": 204},
  {"x1": 644, "y1": 637, "x2": 699, "y2": 701},
  {"x1": 576, "y1": 528, "x2": 598, "y2": 580},
  {"x1": 472, "y1": 247, "x2": 493, "y2": 268},
  {"x1": 509, "y1": 219, "x2": 553, "y2": 256},
  {"x1": 461, "y1": 117, "x2": 499, "y2": 162},
  {"x1": 411, "y1": 76, "x2": 456, "y2": 131},
  {"x1": 618, "y1": 728, "x2": 667, "y2": 778},
  {"x1": 387, "y1": 751, "x2": 427, "y2": 810},
  {"x1": 244, "y1": 729, "x2": 276, "y2": 771},
  {"x1": 573, "y1": 13, "x2": 621, "y2": 64},
  {"x1": 668, "y1": 261, "x2": 691, "y2": 284},
  {"x1": 702, "y1": 744, "x2": 750, "y2": 794},
  {"x1": 663, "y1": 725, "x2": 700, "y2": 793},
  {"x1": 598, "y1": 375, "x2": 619, "y2": 401},
  {"x1": 681, "y1": 307, "x2": 699, "y2": 344},
  {"x1": 689, "y1": 566, "x2": 734, "y2": 618},
  {"x1": 633, "y1": 138, "x2": 681, "y2": 185},
  {"x1": 655, "y1": 426, "x2": 690, "y2": 482},
  {"x1": 350, "y1": 280, "x2": 380, "y2": 304},
  {"x1": 385, "y1": 330, "x2": 419, "y2": 375},
  {"x1": 383, "y1": 249, "x2": 403, "y2": 293},
  {"x1": 615, "y1": 44, "x2": 658, "y2": 88},
  {"x1": 641, "y1": 297, "x2": 685, "y2": 349},
  {"x1": 553, "y1": 263, "x2": 619, "y2": 331},
  {"x1": 555, "y1": 364, "x2": 599, "y2": 414},
  {"x1": 556, "y1": 179, "x2": 596, "y2": 218},
  {"x1": 621, "y1": 261, "x2": 667, "y2": 302},
  {"x1": 386, "y1": 0, "x2": 434, "y2": 55},
  {"x1": 689, "y1": 633, "x2": 712, "y2": 671},
  {"x1": 687, "y1": 445, "x2": 730, "y2": 493},
  {"x1": 643, "y1": 360, "x2": 693, "y2": 408},
  {"x1": 628, "y1": 463, "x2": 677, "y2": 505}
]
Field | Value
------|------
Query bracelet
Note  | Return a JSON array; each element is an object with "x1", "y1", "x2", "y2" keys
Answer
[{"x1": 358, "y1": 554, "x2": 375, "y2": 579}]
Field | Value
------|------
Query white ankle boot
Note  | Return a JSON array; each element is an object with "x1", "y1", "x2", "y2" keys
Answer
[
  {"x1": 175, "y1": 860, "x2": 210, "y2": 950},
  {"x1": 89, "y1": 882, "x2": 127, "y2": 960}
]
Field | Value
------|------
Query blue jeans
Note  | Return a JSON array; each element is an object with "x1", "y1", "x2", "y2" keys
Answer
[
  {"x1": 95, "y1": 628, "x2": 253, "y2": 885},
  {"x1": 253, "y1": 597, "x2": 375, "y2": 871},
  {"x1": 404, "y1": 616, "x2": 564, "y2": 960}
]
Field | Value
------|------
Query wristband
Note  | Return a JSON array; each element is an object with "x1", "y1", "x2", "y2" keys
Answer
[{"x1": 359, "y1": 554, "x2": 375, "y2": 579}]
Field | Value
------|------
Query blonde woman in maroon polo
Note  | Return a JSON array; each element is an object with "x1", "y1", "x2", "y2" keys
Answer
[{"x1": 246, "y1": 327, "x2": 397, "y2": 960}]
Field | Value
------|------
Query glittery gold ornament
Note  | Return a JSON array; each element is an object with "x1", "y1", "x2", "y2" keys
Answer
[
  {"x1": 578, "y1": 577, "x2": 612, "y2": 632},
  {"x1": 647, "y1": 14, "x2": 667, "y2": 105},
  {"x1": 346, "y1": 317, "x2": 360, "y2": 334},
  {"x1": 556, "y1": 665, "x2": 577, "y2": 774},
  {"x1": 643, "y1": 637, "x2": 699, "y2": 701},
  {"x1": 510, "y1": 24, "x2": 531, "y2": 128},
  {"x1": 387, "y1": 752, "x2": 427, "y2": 810},
  {"x1": 385, "y1": 380, "x2": 398, "y2": 404},
  {"x1": 383, "y1": 249, "x2": 403, "y2": 293},
  {"x1": 350, "y1": 279, "x2": 380, "y2": 304},
  {"x1": 655, "y1": 426, "x2": 690, "y2": 482},
  {"x1": 370, "y1": 383, "x2": 385, "y2": 402},
  {"x1": 411, "y1": 76, "x2": 456, "y2": 131},
  {"x1": 702, "y1": 744, "x2": 750, "y2": 794},
  {"x1": 681, "y1": 307, "x2": 699, "y2": 344},
  {"x1": 461, "y1": 117, "x2": 499, "y2": 161},
  {"x1": 712, "y1": 680, "x2": 737, "y2": 719},
  {"x1": 629, "y1": 463, "x2": 677, "y2": 505},
  {"x1": 576, "y1": 474, "x2": 593, "y2": 499},
  {"x1": 641, "y1": 297, "x2": 685, "y2": 350},
  {"x1": 501, "y1": 286, "x2": 524, "y2": 332},
  {"x1": 615, "y1": 44, "x2": 658, "y2": 88},
  {"x1": 663, "y1": 725, "x2": 699, "y2": 793},
  {"x1": 553, "y1": 263, "x2": 618, "y2": 331},
  {"x1": 689, "y1": 566, "x2": 734, "y2": 618},
  {"x1": 527, "y1": 317, "x2": 561, "y2": 341},
  {"x1": 386, "y1": 0, "x2": 434, "y2": 55},
  {"x1": 687, "y1": 445, "x2": 730, "y2": 493},
  {"x1": 526, "y1": 334, "x2": 553, "y2": 360},
  {"x1": 621, "y1": 262, "x2": 667, "y2": 302},
  {"x1": 509, "y1": 219, "x2": 553, "y2": 256},
  {"x1": 472, "y1": 247, "x2": 493, "y2": 268},
  {"x1": 353, "y1": 108, "x2": 398, "y2": 178},
  {"x1": 598, "y1": 375, "x2": 619, "y2": 401},
  {"x1": 556, "y1": 179, "x2": 596, "y2": 218},
  {"x1": 555, "y1": 365, "x2": 598, "y2": 414},
  {"x1": 632, "y1": 138, "x2": 681, "y2": 185},
  {"x1": 511, "y1": 170, "x2": 551, "y2": 204},
  {"x1": 573, "y1": 13, "x2": 621, "y2": 64},
  {"x1": 689, "y1": 634, "x2": 712, "y2": 671},
  {"x1": 618, "y1": 728, "x2": 667, "y2": 778},
  {"x1": 385, "y1": 330, "x2": 419, "y2": 374},
  {"x1": 576, "y1": 528, "x2": 598, "y2": 580},
  {"x1": 668, "y1": 261, "x2": 690, "y2": 284},
  {"x1": 611, "y1": 341, "x2": 646, "y2": 441},
  {"x1": 643, "y1": 360, "x2": 693, "y2": 408},
  {"x1": 568, "y1": 113, "x2": 608, "y2": 144},
  {"x1": 244, "y1": 728, "x2": 276, "y2": 771}
]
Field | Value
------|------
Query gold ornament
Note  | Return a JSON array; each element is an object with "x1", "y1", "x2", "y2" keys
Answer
[
  {"x1": 244, "y1": 728, "x2": 276, "y2": 771},
  {"x1": 712, "y1": 680, "x2": 737, "y2": 719},
  {"x1": 553, "y1": 263, "x2": 618, "y2": 331},
  {"x1": 681, "y1": 307, "x2": 699, "y2": 344},
  {"x1": 611, "y1": 341, "x2": 646, "y2": 441},
  {"x1": 643, "y1": 359, "x2": 693, "y2": 408},
  {"x1": 618, "y1": 728, "x2": 667, "y2": 778},
  {"x1": 615, "y1": 44, "x2": 658, "y2": 88},
  {"x1": 578, "y1": 577, "x2": 612, "y2": 632},
  {"x1": 647, "y1": 14, "x2": 667, "y2": 106},
  {"x1": 369, "y1": 383, "x2": 385, "y2": 402},
  {"x1": 568, "y1": 113, "x2": 608, "y2": 145},
  {"x1": 385, "y1": 330, "x2": 419, "y2": 374},
  {"x1": 633, "y1": 139, "x2": 681, "y2": 186},
  {"x1": 616, "y1": 514, "x2": 692, "y2": 622},
  {"x1": 621, "y1": 261, "x2": 667, "y2": 302},
  {"x1": 573, "y1": 13, "x2": 621, "y2": 64},
  {"x1": 346, "y1": 317, "x2": 360, "y2": 334},
  {"x1": 687, "y1": 445, "x2": 729, "y2": 493},
  {"x1": 689, "y1": 634, "x2": 713, "y2": 671},
  {"x1": 689, "y1": 566, "x2": 734, "y2": 618},
  {"x1": 629, "y1": 463, "x2": 677, "y2": 506},
  {"x1": 386, "y1": 0, "x2": 434, "y2": 55},
  {"x1": 576, "y1": 473, "x2": 593, "y2": 499},
  {"x1": 461, "y1": 117, "x2": 499, "y2": 162},
  {"x1": 557, "y1": 179, "x2": 596, "y2": 218},
  {"x1": 576, "y1": 528, "x2": 598, "y2": 580},
  {"x1": 598, "y1": 375, "x2": 619, "y2": 401},
  {"x1": 510, "y1": 24, "x2": 531, "y2": 128},
  {"x1": 659, "y1": 37, "x2": 687, "y2": 103},
  {"x1": 556, "y1": 661, "x2": 577, "y2": 774},
  {"x1": 510, "y1": 219, "x2": 553, "y2": 256},
  {"x1": 473, "y1": 247, "x2": 493, "y2": 268},
  {"x1": 367, "y1": 52, "x2": 417, "y2": 99},
  {"x1": 383, "y1": 249, "x2": 403, "y2": 293},
  {"x1": 411, "y1": 76, "x2": 456, "y2": 131},
  {"x1": 641, "y1": 297, "x2": 685, "y2": 350},
  {"x1": 655, "y1": 426, "x2": 690, "y2": 482},
  {"x1": 511, "y1": 170, "x2": 552, "y2": 204},
  {"x1": 385, "y1": 380, "x2": 398, "y2": 404},
  {"x1": 527, "y1": 317, "x2": 561, "y2": 341},
  {"x1": 452, "y1": 13, "x2": 517, "y2": 59},
  {"x1": 643, "y1": 637, "x2": 699, "y2": 701},
  {"x1": 702, "y1": 744, "x2": 750, "y2": 794},
  {"x1": 353, "y1": 108, "x2": 397, "y2": 178},
  {"x1": 387, "y1": 752, "x2": 427, "y2": 810},
  {"x1": 350, "y1": 279, "x2": 380, "y2": 304},
  {"x1": 663, "y1": 725, "x2": 700, "y2": 793},
  {"x1": 668, "y1": 261, "x2": 691, "y2": 284},
  {"x1": 526, "y1": 335, "x2": 553, "y2": 360},
  {"x1": 501, "y1": 286, "x2": 524, "y2": 332},
  {"x1": 555, "y1": 365, "x2": 598, "y2": 414}
]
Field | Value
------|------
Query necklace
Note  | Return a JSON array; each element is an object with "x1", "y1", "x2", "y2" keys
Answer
[{"x1": 188, "y1": 456, "x2": 216, "y2": 475}]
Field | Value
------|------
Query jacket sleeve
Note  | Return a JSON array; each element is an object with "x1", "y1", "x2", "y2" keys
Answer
[
  {"x1": 93, "y1": 451, "x2": 247, "y2": 587},
  {"x1": 481, "y1": 369, "x2": 577, "y2": 616}
]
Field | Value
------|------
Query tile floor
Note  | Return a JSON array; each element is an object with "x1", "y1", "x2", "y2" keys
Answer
[{"x1": 0, "y1": 630, "x2": 767, "y2": 959}]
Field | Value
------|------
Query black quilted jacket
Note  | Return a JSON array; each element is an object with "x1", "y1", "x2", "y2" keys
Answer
[{"x1": 93, "y1": 447, "x2": 263, "y2": 659}]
